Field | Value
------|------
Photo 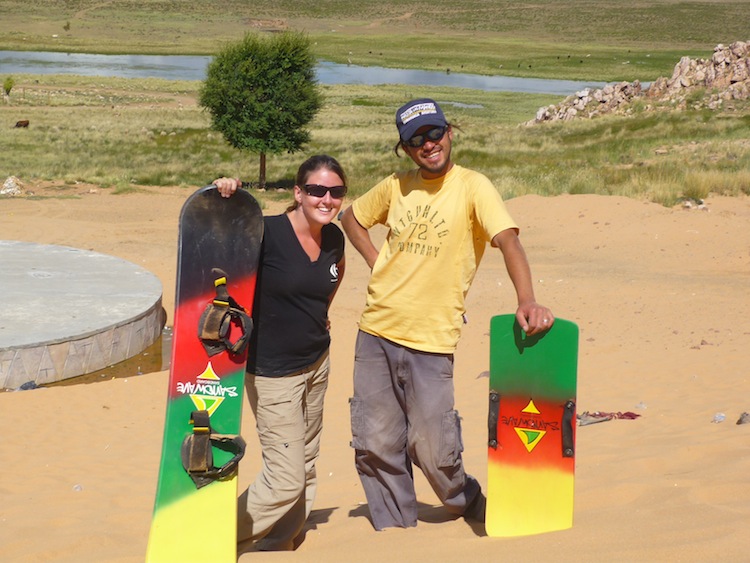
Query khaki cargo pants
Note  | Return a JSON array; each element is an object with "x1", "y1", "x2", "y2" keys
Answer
[{"x1": 237, "y1": 351, "x2": 329, "y2": 550}]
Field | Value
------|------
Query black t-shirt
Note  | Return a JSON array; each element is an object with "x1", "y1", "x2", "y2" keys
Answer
[{"x1": 247, "y1": 214, "x2": 345, "y2": 376}]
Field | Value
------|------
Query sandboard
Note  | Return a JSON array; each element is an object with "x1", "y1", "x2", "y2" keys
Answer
[
  {"x1": 146, "y1": 186, "x2": 263, "y2": 562},
  {"x1": 486, "y1": 314, "x2": 579, "y2": 537}
]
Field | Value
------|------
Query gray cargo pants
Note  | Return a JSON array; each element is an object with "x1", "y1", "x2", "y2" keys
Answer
[{"x1": 349, "y1": 330, "x2": 481, "y2": 530}]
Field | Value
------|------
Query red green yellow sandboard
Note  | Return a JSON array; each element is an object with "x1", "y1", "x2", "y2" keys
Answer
[
  {"x1": 146, "y1": 186, "x2": 263, "y2": 562},
  {"x1": 486, "y1": 314, "x2": 579, "y2": 537}
]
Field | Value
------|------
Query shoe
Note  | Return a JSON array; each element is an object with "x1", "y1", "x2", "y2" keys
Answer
[{"x1": 464, "y1": 491, "x2": 486, "y2": 523}]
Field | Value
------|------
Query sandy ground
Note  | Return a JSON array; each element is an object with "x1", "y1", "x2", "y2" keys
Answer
[{"x1": 1, "y1": 184, "x2": 749, "y2": 562}]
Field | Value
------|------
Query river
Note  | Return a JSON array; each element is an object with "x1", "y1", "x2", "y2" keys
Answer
[{"x1": 0, "y1": 50, "x2": 607, "y2": 95}]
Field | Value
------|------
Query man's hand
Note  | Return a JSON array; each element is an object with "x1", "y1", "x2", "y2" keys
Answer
[{"x1": 516, "y1": 302, "x2": 554, "y2": 336}]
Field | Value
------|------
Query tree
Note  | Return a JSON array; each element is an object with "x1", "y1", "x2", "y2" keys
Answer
[
  {"x1": 199, "y1": 31, "x2": 322, "y2": 188},
  {"x1": 3, "y1": 76, "x2": 14, "y2": 96}
]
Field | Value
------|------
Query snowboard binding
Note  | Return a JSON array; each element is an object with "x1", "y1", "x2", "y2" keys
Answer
[
  {"x1": 181, "y1": 410, "x2": 246, "y2": 489},
  {"x1": 198, "y1": 268, "x2": 253, "y2": 357}
]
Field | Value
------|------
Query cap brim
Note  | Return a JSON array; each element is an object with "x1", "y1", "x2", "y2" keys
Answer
[{"x1": 400, "y1": 117, "x2": 447, "y2": 141}]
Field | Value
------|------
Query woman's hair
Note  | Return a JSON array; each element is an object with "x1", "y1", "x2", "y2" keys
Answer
[{"x1": 288, "y1": 154, "x2": 347, "y2": 211}]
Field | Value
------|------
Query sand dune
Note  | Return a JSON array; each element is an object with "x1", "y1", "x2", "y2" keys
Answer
[{"x1": 1, "y1": 184, "x2": 749, "y2": 562}]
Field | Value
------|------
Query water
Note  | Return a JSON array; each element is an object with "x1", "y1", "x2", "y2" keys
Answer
[
  {"x1": 316, "y1": 60, "x2": 607, "y2": 95},
  {"x1": 0, "y1": 51, "x2": 212, "y2": 81},
  {"x1": 0, "y1": 50, "x2": 607, "y2": 95}
]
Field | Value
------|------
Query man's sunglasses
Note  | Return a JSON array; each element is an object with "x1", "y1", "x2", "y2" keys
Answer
[
  {"x1": 403, "y1": 125, "x2": 448, "y2": 148},
  {"x1": 302, "y1": 184, "x2": 348, "y2": 198}
]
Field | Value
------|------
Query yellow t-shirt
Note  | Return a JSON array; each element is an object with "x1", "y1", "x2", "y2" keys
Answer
[{"x1": 352, "y1": 165, "x2": 518, "y2": 353}]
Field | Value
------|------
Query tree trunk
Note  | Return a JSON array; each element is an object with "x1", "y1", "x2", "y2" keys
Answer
[{"x1": 258, "y1": 153, "x2": 266, "y2": 188}]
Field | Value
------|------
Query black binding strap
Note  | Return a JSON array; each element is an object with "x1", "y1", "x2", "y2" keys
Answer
[
  {"x1": 181, "y1": 410, "x2": 246, "y2": 489},
  {"x1": 561, "y1": 400, "x2": 576, "y2": 458},
  {"x1": 198, "y1": 268, "x2": 253, "y2": 357},
  {"x1": 488, "y1": 391, "x2": 500, "y2": 449}
]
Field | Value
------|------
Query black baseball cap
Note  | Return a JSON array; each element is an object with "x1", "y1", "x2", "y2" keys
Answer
[{"x1": 395, "y1": 98, "x2": 447, "y2": 141}]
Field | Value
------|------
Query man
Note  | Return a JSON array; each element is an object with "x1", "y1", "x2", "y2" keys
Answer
[{"x1": 340, "y1": 98, "x2": 554, "y2": 530}]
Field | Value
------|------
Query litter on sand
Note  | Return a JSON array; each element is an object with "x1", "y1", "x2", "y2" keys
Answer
[{"x1": 577, "y1": 411, "x2": 641, "y2": 426}]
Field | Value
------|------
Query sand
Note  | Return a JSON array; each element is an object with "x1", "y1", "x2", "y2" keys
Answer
[{"x1": 1, "y1": 183, "x2": 749, "y2": 562}]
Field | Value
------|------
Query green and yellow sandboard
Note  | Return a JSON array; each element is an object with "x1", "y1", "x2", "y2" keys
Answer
[
  {"x1": 146, "y1": 186, "x2": 263, "y2": 562},
  {"x1": 486, "y1": 314, "x2": 579, "y2": 537}
]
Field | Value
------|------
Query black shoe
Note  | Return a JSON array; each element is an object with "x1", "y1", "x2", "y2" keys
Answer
[{"x1": 464, "y1": 491, "x2": 486, "y2": 523}]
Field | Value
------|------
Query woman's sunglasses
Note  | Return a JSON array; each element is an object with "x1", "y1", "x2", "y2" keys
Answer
[
  {"x1": 302, "y1": 184, "x2": 348, "y2": 199},
  {"x1": 403, "y1": 125, "x2": 448, "y2": 148}
]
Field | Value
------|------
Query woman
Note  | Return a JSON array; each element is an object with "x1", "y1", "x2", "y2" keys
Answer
[{"x1": 214, "y1": 154, "x2": 347, "y2": 551}]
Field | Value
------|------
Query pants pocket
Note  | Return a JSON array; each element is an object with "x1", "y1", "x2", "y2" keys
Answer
[
  {"x1": 438, "y1": 410, "x2": 464, "y2": 468},
  {"x1": 349, "y1": 396, "x2": 366, "y2": 450},
  {"x1": 253, "y1": 378, "x2": 297, "y2": 441}
]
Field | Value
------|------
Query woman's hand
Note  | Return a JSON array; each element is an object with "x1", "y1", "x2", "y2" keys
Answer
[{"x1": 213, "y1": 177, "x2": 241, "y2": 198}]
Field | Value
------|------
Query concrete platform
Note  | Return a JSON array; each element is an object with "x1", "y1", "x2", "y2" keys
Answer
[{"x1": 0, "y1": 241, "x2": 165, "y2": 390}]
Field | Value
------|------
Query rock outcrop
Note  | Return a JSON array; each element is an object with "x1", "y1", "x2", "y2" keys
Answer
[
  {"x1": 529, "y1": 40, "x2": 750, "y2": 124},
  {"x1": 1, "y1": 176, "x2": 23, "y2": 196}
]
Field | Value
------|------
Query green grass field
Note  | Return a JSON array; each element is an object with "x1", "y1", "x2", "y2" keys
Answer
[
  {"x1": 2, "y1": 0, "x2": 748, "y2": 81},
  {"x1": 1, "y1": 1, "x2": 748, "y2": 205}
]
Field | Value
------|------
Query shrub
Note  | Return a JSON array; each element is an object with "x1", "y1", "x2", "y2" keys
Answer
[{"x1": 3, "y1": 76, "x2": 14, "y2": 96}]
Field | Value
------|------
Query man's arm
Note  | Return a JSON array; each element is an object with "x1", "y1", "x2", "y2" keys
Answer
[
  {"x1": 492, "y1": 228, "x2": 554, "y2": 335},
  {"x1": 340, "y1": 206, "x2": 379, "y2": 270}
]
